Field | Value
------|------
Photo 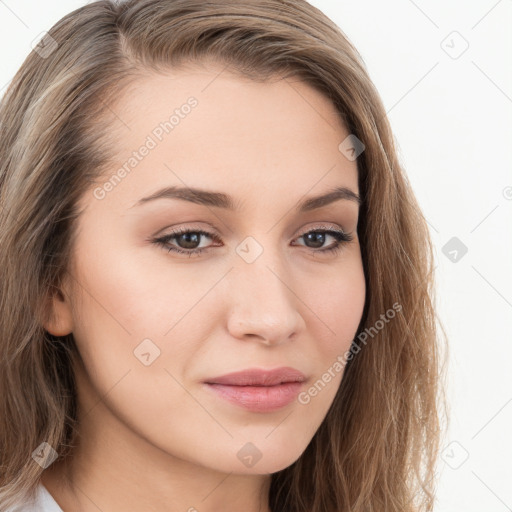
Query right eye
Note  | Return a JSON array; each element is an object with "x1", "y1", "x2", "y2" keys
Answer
[{"x1": 152, "y1": 228, "x2": 221, "y2": 257}]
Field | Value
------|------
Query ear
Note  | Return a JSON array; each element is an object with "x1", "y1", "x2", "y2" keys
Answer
[{"x1": 42, "y1": 280, "x2": 74, "y2": 337}]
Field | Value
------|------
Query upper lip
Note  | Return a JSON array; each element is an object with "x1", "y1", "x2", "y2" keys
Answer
[{"x1": 204, "y1": 366, "x2": 307, "y2": 386}]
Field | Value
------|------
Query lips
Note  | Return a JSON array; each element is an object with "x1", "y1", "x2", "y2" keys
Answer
[{"x1": 203, "y1": 367, "x2": 307, "y2": 412}]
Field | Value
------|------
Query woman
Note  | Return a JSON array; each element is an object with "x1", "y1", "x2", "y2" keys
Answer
[{"x1": 0, "y1": 1, "x2": 447, "y2": 511}]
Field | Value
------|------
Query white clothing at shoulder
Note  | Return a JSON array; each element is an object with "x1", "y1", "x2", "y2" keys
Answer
[{"x1": 5, "y1": 483, "x2": 64, "y2": 512}]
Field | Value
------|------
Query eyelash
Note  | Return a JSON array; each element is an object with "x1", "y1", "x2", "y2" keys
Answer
[{"x1": 152, "y1": 225, "x2": 354, "y2": 258}]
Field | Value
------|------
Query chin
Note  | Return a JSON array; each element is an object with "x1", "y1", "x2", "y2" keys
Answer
[{"x1": 217, "y1": 444, "x2": 307, "y2": 476}]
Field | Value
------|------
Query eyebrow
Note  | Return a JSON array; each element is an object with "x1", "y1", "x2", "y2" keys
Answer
[{"x1": 130, "y1": 185, "x2": 362, "y2": 212}]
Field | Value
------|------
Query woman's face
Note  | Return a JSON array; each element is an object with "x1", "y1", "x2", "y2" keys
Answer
[{"x1": 49, "y1": 62, "x2": 366, "y2": 477}]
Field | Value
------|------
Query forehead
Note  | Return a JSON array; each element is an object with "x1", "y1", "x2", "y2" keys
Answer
[{"x1": 84, "y1": 64, "x2": 359, "y2": 214}]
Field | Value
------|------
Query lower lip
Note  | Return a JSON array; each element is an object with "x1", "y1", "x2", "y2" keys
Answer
[{"x1": 204, "y1": 382, "x2": 303, "y2": 412}]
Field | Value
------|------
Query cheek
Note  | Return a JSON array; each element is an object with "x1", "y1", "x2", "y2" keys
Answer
[
  {"x1": 70, "y1": 226, "x2": 206, "y2": 340},
  {"x1": 68, "y1": 237, "x2": 212, "y2": 401},
  {"x1": 305, "y1": 255, "x2": 366, "y2": 355},
  {"x1": 68, "y1": 250, "x2": 200, "y2": 448},
  {"x1": 288, "y1": 256, "x2": 365, "y2": 405}
]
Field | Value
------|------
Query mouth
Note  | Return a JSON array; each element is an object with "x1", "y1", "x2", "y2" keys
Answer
[{"x1": 203, "y1": 366, "x2": 307, "y2": 412}]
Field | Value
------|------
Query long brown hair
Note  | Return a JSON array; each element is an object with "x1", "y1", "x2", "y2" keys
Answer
[{"x1": 0, "y1": 1, "x2": 448, "y2": 510}]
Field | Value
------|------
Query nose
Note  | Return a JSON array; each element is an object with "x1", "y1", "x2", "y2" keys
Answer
[{"x1": 226, "y1": 256, "x2": 306, "y2": 346}]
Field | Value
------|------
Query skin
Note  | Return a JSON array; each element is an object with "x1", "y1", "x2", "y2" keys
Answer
[{"x1": 42, "y1": 61, "x2": 366, "y2": 512}]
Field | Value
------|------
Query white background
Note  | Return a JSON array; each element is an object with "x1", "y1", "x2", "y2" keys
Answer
[{"x1": 1, "y1": 1, "x2": 511, "y2": 510}]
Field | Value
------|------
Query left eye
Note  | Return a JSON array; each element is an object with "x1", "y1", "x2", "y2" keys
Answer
[{"x1": 152, "y1": 227, "x2": 353, "y2": 257}]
